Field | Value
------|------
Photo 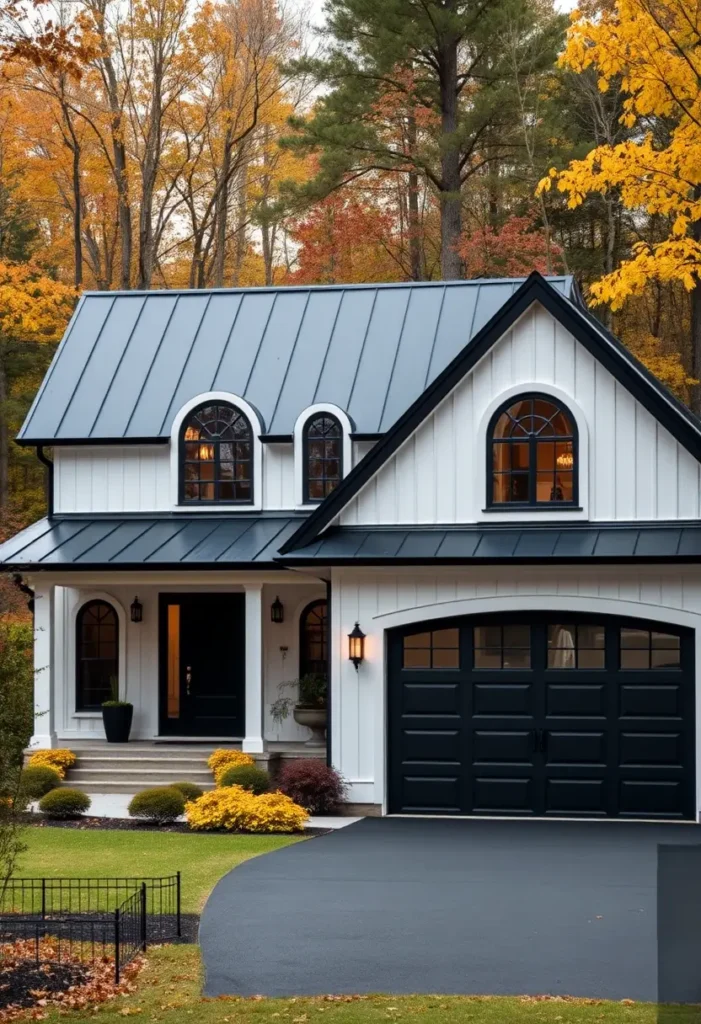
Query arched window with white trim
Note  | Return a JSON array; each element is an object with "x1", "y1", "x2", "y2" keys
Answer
[
  {"x1": 303, "y1": 414, "x2": 343, "y2": 503},
  {"x1": 488, "y1": 393, "x2": 578, "y2": 507},
  {"x1": 76, "y1": 600, "x2": 118, "y2": 710},
  {"x1": 180, "y1": 401, "x2": 253, "y2": 504}
]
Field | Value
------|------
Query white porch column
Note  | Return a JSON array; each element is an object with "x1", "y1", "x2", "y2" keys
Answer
[
  {"x1": 30, "y1": 583, "x2": 57, "y2": 749},
  {"x1": 242, "y1": 583, "x2": 264, "y2": 753}
]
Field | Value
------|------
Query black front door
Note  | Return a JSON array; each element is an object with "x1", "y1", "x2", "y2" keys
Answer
[
  {"x1": 159, "y1": 593, "x2": 245, "y2": 737},
  {"x1": 388, "y1": 613, "x2": 695, "y2": 819}
]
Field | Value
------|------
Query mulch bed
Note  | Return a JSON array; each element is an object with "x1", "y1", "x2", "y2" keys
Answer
[
  {"x1": 23, "y1": 814, "x2": 331, "y2": 836},
  {"x1": 0, "y1": 960, "x2": 89, "y2": 1010}
]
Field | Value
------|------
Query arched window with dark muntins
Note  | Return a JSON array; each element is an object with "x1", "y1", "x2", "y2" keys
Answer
[
  {"x1": 304, "y1": 414, "x2": 343, "y2": 503},
  {"x1": 300, "y1": 599, "x2": 328, "y2": 679},
  {"x1": 488, "y1": 394, "x2": 578, "y2": 508},
  {"x1": 76, "y1": 600, "x2": 118, "y2": 710},
  {"x1": 180, "y1": 402, "x2": 253, "y2": 504}
]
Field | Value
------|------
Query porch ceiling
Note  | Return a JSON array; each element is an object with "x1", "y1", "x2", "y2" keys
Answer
[{"x1": 0, "y1": 514, "x2": 306, "y2": 570}]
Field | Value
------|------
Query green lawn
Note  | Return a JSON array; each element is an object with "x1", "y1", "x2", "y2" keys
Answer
[
  {"x1": 17, "y1": 827, "x2": 302, "y2": 912},
  {"x1": 25, "y1": 945, "x2": 697, "y2": 1024}
]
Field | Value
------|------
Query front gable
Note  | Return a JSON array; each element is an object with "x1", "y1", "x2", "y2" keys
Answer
[
  {"x1": 339, "y1": 301, "x2": 700, "y2": 526},
  {"x1": 282, "y1": 274, "x2": 701, "y2": 552}
]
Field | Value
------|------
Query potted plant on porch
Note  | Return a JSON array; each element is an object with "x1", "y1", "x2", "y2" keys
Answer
[
  {"x1": 270, "y1": 674, "x2": 327, "y2": 747},
  {"x1": 101, "y1": 676, "x2": 133, "y2": 743}
]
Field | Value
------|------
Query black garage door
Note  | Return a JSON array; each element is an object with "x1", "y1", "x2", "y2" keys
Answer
[{"x1": 388, "y1": 614, "x2": 695, "y2": 819}]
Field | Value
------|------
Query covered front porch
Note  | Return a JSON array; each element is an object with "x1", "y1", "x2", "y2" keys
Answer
[{"x1": 28, "y1": 570, "x2": 329, "y2": 754}]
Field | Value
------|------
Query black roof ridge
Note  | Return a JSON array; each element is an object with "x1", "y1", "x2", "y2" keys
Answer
[{"x1": 280, "y1": 272, "x2": 701, "y2": 554}]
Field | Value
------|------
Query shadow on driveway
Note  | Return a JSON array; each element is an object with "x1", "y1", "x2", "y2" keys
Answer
[{"x1": 199, "y1": 816, "x2": 701, "y2": 1000}]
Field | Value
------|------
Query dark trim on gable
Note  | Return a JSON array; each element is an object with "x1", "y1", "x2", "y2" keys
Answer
[
  {"x1": 350, "y1": 433, "x2": 383, "y2": 442},
  {"x1": 280, "y1": 272, "x2": 701, "y2": 554},
  {"x1": 260, "y1": 434, "x2": 293, "y2": 444},
  {"x1": 36, "y1": 446, "x2": 54, "y2": 518}
]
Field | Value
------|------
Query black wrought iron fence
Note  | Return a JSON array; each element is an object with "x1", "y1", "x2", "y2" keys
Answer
[{"x1": 0, "y1": 874, "x2": 181, "y2": 985}]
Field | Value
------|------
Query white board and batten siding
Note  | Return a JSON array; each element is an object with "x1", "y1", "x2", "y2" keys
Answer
[
  {"x1": 330, "y1": 564, "x2": 701, "y2": 810},
  {"x1": 339, "y1": 302, "x2": 701, "y2": 526},
  {"x1": 54, "y1": 442, "x2": 377, "y2": 514}
]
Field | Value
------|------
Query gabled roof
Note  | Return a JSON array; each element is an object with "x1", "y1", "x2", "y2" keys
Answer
[
  {"x1": 281, "y1": 272, "x2": 701, "y2": 554},
  {"x1": 17, "y1": 276, "x2": 575, "y2": 445}
]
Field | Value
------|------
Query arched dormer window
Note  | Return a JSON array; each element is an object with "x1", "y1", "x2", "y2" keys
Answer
[
  {"x1": 303, "y1": 414, "x2": 343, "y2": 503},
  {"x1": 180, "y1": 402, "x2": 253, "y2": 504},
  {"x1": 488, "y1": 394, "x2": 578, "y2": 507},
  {"x1": 76, "y1": 600, "x2": 118, "y2": 710}
]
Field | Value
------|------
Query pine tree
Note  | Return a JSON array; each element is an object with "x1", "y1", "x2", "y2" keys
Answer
[{"x1": 284, "y1": 0, "x2": 563, "y2": 279}]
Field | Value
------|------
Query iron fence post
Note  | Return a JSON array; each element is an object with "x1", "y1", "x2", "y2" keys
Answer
[
  {"x1": 41, "y1": 879, "x2": 46, "y2": 920},
  {"x1": 114, "y1": 908, "x2": 120, "y2": 985},
  {"x1": 176, "y1": 872, "x2": 181, "y2": 938},
  {"x1": 141, "y1": 883, "x2": 147, "y2": 952}
]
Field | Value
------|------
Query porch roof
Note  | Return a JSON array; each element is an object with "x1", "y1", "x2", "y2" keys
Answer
[
  {"x1": 0, "y1": 514, "x2": 305, "y2": 570},
  {"x1": 280, "y1": 522, "x2": 701, "y2": 564}
]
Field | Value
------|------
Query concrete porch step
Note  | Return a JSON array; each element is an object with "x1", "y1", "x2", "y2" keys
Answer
[
  {"x1": 73, "y1": 757, "x2": 213, "y2": 770},
  {"x1": 66, "y1": 745, "x2": 233, "y2": 759},
  {"x1": 68, "y1": 767, "x2": 213, "y2": 784}
]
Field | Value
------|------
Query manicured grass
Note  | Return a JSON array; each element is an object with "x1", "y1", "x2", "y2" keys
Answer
[
  {"x1": 24, "y1": 945, "x2": 698, "y2": 1024},
  {"x1": 17, "y1": 828, "x2": 302, "y2": 912}
]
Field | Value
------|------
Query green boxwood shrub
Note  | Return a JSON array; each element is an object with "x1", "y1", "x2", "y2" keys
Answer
[
  {"x1": 169, "y1": 781, "x2": 204, "y2": 802},
  {"x1": 128, "y1": 787, "x2": 185, "y2": 823},
  {"x1": 19, "y1": 765, "x2": 62, "y2": 800},
  {"x1": 219, "y1": 764, "x2": 270, "y2": 795},
  {"x1": 38, "y1": 787, "x2": 91, "y2": 818}
]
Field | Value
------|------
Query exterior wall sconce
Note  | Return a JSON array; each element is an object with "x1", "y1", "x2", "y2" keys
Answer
[
  {"x1": 271, "y1": 596, "x2": 284, "y2": 624},
  {"x1": 348, "y1": 622, "x2": 366, "y2": 670},
  {"x1": 130, "y1": 596, "x2": 143, "y2": 623}
]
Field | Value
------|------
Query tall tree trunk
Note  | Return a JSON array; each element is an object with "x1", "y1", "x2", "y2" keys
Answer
[
  {"x1": 690, "y1": 189, "x2": 701, "y2": 415},
  {"x1": 212, "y1": 137, "x2": 233, "y2": 288},
  {"x1": 0, "y1": 343, "x2": 8, "y2": 512},
  {"x1": 406, "y1": 114, "x2": 424, "y2": 281},
  {"x1": 102, "y1": 55, "x2": 132, "y2": 289},
  {"x1": 438, "y1": 28, "x2": 462, "y2": 280},
  {"x1": 71, "y1": 143, "x2": 83, "y2": 288},
  {"x1": 137, "y1": 77, "x2": 163, "y2": 291},
  {"x1": 231, "y1": 157, "x2": 249, "y2": 286}
]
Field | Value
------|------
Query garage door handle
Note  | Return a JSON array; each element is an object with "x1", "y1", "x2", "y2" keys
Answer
[
  {"x1": 537, "y1": 729, "x2": 548, "y2": 754},
  {"x1": 531, "y1": 729, "x2": 538, "y2": 753}
]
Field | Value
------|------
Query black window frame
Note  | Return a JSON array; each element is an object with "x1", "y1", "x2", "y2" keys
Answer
[
  {"x1": 179, "y1": 401, "x2": 254, "y2": 506},
  {"x1": 76, "y1": 599, "x2": 119, "y2": 711},
  {"x1": 486, "y1": 392, "x2": 579, "y2": 509},
  {"x1": 303, "y1": 413, "x2": 343, "y2": 504},
  {"x1": 299, "y1": 599, "x2": 328, "y2": 679}
]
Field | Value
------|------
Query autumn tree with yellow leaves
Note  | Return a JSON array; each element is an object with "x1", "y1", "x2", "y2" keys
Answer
[{"x1": 540, "y1": 0, "x2": 701, "y2": 408}]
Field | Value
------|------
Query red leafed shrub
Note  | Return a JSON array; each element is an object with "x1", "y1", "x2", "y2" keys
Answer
[{"x1": 276, "y1": 759, "x2": 348, "y2": 816}]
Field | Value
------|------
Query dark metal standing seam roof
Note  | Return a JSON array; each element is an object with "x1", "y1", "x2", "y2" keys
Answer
[
  {"x1": 3, "y1": 517, "x2": 701, "y2": 570},
  {"x1": 280, "y1": 524, "x2": 701, "y2": 564},
  {"x1": 0, "y1": 516, "x2": 305, "y2": 569},
  {"x1": 17, "y1": 277, "x2": 575, "y2": 444}
]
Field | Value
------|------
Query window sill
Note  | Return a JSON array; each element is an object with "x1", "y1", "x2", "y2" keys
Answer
[
  {"x1": 482, "y1": 506, "x2": 584, "y2": 514},
  {"x1": 73, "y1": 712, "x2": 103, "y2": 718}
]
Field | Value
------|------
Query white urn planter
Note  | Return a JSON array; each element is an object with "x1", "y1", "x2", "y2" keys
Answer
[{"x1": 293, "y1": 706, "x2": 327, "y2": 747}]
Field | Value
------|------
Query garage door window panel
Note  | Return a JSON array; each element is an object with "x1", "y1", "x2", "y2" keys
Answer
[
  {"x1": 474, "y1": 624, "x2": 530, "y2": 669},
  {"x1": 403, "y1": 628, "x2": 459, "y2": 669},
  {"x1": 620, "y1": 628, "x2": 681, "y2": 669},
  {"x1": 547, "y1": 624, "x2": 605, "y2": 669}
]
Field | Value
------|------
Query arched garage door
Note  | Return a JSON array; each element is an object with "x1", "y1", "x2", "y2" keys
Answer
[{"x1": 387, "y1": 614, "x2": 695, "y2": 819}]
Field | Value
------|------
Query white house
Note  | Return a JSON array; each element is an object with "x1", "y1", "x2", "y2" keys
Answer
[{"x1": 3, "y1": 271, "x2": 701, "y2": 819}]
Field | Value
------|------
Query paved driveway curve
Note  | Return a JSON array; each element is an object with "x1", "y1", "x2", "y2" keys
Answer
[{"x1": 199, "y1": 817, "x2": 701, "y2": 1001}]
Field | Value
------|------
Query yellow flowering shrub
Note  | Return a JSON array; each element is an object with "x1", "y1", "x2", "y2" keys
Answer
[
  {"x1": 207, "y1": 749, "x2": 255, "y2": 784},
  {"x1": 27, "y1": 749, "x2": 76, "y2": 779},
  {"x1": 186, "y1": 786, "x2": 308, "y2": 834}
]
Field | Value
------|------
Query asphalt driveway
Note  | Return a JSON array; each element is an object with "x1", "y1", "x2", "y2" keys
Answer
[{"x1": 199, "y1": 817, "x2": 701, "y2": 1001}]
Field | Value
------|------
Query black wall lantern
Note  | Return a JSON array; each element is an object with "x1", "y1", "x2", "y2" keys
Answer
[
  {"x1": 130, "y1": 596, "x2": 143, "y2": 623},
  {"x1": 348, "y1": 622, "x2": 366, "y2": 670},
  {"x1": 271, "y1": 596, "x2": 284, "y2": 624}
]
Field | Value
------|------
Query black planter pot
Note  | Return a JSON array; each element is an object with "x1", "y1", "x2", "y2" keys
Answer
[{"x1": 102, "y1": 704, "x2": 133, "y2": 743}]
